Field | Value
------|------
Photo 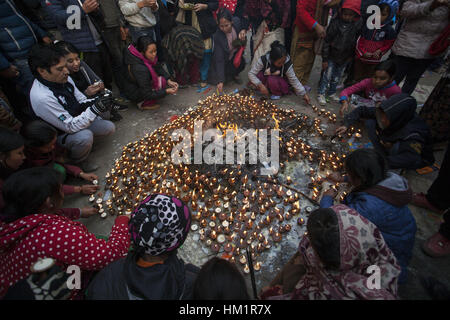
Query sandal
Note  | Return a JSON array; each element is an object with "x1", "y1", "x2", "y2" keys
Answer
[{"x1": 422, "y1": 232, "x2": 450, "y2": 258}]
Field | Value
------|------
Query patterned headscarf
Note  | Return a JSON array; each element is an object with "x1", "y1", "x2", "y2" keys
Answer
[
  {"x1": 291, "y1": 204, "x2": 401, "y2": 300},
  {"x1": 129, "y1": 194, "x2": 191, "y2": 256}
]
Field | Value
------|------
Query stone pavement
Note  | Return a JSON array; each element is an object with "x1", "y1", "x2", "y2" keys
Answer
[{"x1": 63, "y1": 56, "x2": 448, "y2": 299}]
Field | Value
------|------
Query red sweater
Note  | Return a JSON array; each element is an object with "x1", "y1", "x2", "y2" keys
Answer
[
  {"x1": 0, "y1": 214, "x2": 130, "y2": 298},
  {"x1": 294, "y1": 0, "x2": 319, "y2": 34}
]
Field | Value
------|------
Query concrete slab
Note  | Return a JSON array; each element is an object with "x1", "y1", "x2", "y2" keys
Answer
[{"x1": 63, "y1": 55, "x2": 448, "y2": 299}]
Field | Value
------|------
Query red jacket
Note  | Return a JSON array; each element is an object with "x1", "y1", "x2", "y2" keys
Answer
[{"x1": 0, "y1": 214, "x2": 130, "y2": 298}]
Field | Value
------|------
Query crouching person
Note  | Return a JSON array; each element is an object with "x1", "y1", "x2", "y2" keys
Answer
[
  {"x1": 86, "y1": 194, "x2": 199, "y2": 299},
  {"x1": 28, "y1": 44, "x2": 116, "y2": 172}
]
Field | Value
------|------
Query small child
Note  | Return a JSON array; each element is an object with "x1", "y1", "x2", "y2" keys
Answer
[
  {"x1": 193, "y1": 257, "x2": 250, "y2": 299},
  {"x1": 22, "y1": 120, "x2": 99, "y2": 197},
  {"x1": 248, "y1": 41, "x2": 310, "y2": 104},
  {"x1": 353, "y1": 0, "x2": 398, "y2": 82},
  {"x1": 339, "y1": 60, "x2": 401, "y2": 115},
  {"x1": 317, "y1": 0, "x2": 362, "y2": 105}
]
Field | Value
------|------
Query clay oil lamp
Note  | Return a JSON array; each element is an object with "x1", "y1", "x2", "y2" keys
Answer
[
  {"x1": 297, "y1": 217, "x2": 305, "y2": 226},
  {"x1": 285, "y1": 224, "x2": 292, "y2": 232},
  {"x1": 272, "y1": 232, "x2": 282, "y2": 242},
  {"x1": 224, "y1": 243, "x2": 233, "y2": 253}
]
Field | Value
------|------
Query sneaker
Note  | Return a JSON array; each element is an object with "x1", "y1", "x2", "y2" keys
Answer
[
  {"x1": 422, "y1": 232, "x2": 450, "y2": 258},
  {"x1": 317, "y1": 94, "x2": 327, "y2": 106},
  {"x1": 328, "y1": 93, "x2": 340, "y2": 102},
  {"x1": 270, "y1": 95, "x2": 281, "y2": 100},
  {"x1": 80, "y1": 160, "x2": 99, "y2": 173},
  {"x1": 139, "y1": 103, "x2": 160, "y2": 111},
  {"x1": 113, "y1": 98, "x2": 129, "y2": 111},
  {"x1": 411, "y1": 192, "x2": 445, "y2": 215}
]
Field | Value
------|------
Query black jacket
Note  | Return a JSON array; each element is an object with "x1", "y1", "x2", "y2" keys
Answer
[
  {"x1": 157, "y1": 0, "x2": 179, "y2": 39},
  {"x1": 322, "y1": 17, "x2": 362, "y2": 65},
  {"x1": 86, "y1": 252, "x2": 198, "y2": 300},
  {"x1": 184, "y1": 0, "x2": 218, "y2": 39},
  {"x1": 121, "y1": 48, "x2": 171, "y2": 103},
  {"x1": 344, "y1": 94, "x2": 435, "y2": 169},
  {"x1": 208, "y1": 16, "x2": 245, "y2": 85}
]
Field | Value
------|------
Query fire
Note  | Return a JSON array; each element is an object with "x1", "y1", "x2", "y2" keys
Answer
[{"x1": 272, "y1": 113, "x2": 280, "y2": 130}]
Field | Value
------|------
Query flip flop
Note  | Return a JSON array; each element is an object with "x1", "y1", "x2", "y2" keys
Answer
[{"x1": 196, "y1": 85, "x2": 210, "y2": 93}]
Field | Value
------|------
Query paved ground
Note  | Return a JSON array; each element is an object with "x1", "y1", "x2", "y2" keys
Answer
[{"x1": 63, "y1": 55, "x2": 449, "y2": 300}]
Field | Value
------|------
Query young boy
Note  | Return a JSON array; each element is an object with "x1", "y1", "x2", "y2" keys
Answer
[
  {"x1": 317, "y1": 0, "x2": 362, "y2": 105},
  {"x1": 353, "y1": 0, "x2": 398, "y2": 82}
]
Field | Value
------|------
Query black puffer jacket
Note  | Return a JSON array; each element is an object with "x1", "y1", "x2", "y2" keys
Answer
[
  {"x1": 86, "y1": 252, "x2": 199, "y2": 300},
  {"x1": 121, "y1": 47, "x2": 171, "y2": 103},
  {"x1": 322, "y1": 16, "x2": 362, "y2": 65}
]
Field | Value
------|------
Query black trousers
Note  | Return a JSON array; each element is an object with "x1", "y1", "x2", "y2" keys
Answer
[
  {"x1": 393, "y1": 54, "x2": 434, "y2": 95},
  {"x1": 83, "y1": 42, "x2": 113, "y2": 90},
  {"x1": 429, "y1": 141, "x2": 450, "y2": 239}
]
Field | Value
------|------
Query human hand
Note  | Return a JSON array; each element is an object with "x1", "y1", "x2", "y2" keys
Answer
[
  {"x1": 166, "y1": 87, "x2": 177, "y2": 95},
  {"x1": 303, "y1": 93, "x2": 311, "y2": 105},
  {"x1": 264, "y1": 68, "x2": 271, "y2": 76},
  {"x1": 322, "y1": 61, "x2": 328, "y2": 70},
  {"x1": 194, "y1": 3, "x2": 208, "y2": 11},
  {"x1": 314, "y1": 24, "x2": 326, "y2": 38},
  {"x1": 363, "y1": 51, "x2": 372, "y2": 58},
  {"x1": 217, "y1": 82, "x2": 224, "y2": 94},
  {"x1": 327, "y1": 172, "x2": 345, "y2": 183},
  {"x1": 120, "y1": 27, "x2": 129, "y2": 41},
  {"x1": 335, "y1": 125, "x2": 347, "y2": 135},
  {"x1": 339, "y1": 100, "x2": 349, "y2": 116},
  {"x1": 0, "y1": 65, "x2": 19, "y2": 79},
  {"x1": 42, "y1": 36, "x2": 52, "y2": 44},
  {"x1": 79, "y1": 172, "x2": 98, "y2": 182},
  {"x1": 82, "y1": 0, "x2": 99, "y2": 13},
  {"x1": 323, "y1": 187, "x2": 338, "y2": 198},
  {"x1": 168, "y1": 80, "x2": 179, "y2": 90},
  {"x1": 80, "y1": 184, "x2": 100, "y2": 195},
  {"x1": 81, "y1": 206, "x2": 99, "y2": 218},
  {"x1": 85, "y1": 83, "x2": 103, "y2": 97},
  {"x1": 373, "y1": 49, "x2": 382, "y2": 59},
  {"x1": 259, "y1": 83, "x2": 269, "y2": 96}
]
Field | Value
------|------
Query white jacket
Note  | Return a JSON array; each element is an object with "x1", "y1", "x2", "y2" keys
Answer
[
  {"x1": 119, "y1": 0, "x2": 159, "y2": 28},
  {"x1": 392, "y1": 0, "x2": 449, "y2": 59}
]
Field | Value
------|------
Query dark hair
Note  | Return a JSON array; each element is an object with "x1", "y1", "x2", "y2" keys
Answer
[
  {"x1": 269, "y1": 40, "x2": 287, "y2": 62},
  {"x1": 135, "y1": 36, "x2": 157, "y2": 54},
  {"x1": 22, "y1": 120, "x2": 57, "y2": 148},
  {"x1": 2, "y1": 167, "x2": 63, "y2": 222},
  {"x1": 307, "y1": 208, "x2": 340, "y2": 270},
  {"x1": 0, "y1": 127, "x2": 24, "y2": 155},
  {"x1": 193, "y1": 257, "x2": 250, "y2": 299},
  {"x1": 217, "y1": 7, "x2": 233, "y2": 23},
  {"x1": 345, "y1": 148, "x2": 388, "y2": 191},
  {"x1": 54, "y1": 40, "x2": 80, "y2": 56},
  {"x1": 28, "y1": 44, "x2": 66, "y2": 77},
  {"x1": 379, "y1": 3, "x2": 390, "y2": 13},
  {"x1": 374, "y1": 60, "x2": 396, "y2": 78}
]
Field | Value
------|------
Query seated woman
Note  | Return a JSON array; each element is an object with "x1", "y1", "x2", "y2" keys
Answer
[
  {"x1": 122, "y1": 36, "x2": 179, "y2": 110},
  {"x1": 339, "y1": 60, "x2": 401, "y2": 116},
  {"x1": 321, "y1": 148, "x2": 416, "y2": 283},
  {"x1": 22, "y1": 120, "x2": 99, "y2": 198},
  {"x1": 0, "y1": 127, "x2": 97, "y2": 223},
  {"x1": 54, "y1": 41, "x2": 127, "y2": 122},
  {"x1": 208, "y1": 8, "x2": 247, "y2": 95},
  {"x1": 0, "y1": 167, "x2": 131, "y2": 299},
  {"x1": 193, "y1": 257, "x2": 249, "y2": 299},
  {"x1": 260, "y1": 205, "x2": 401, "y2": 300},
  {"x1": 336, "y1": 93, "x2": 434, "y2": 170},
  {"x1": 248, "y1": 40, "x2": 310, "y2": 103},
  {"x1": 86, "y1": 194, "x2": 199, "y2": 299}
]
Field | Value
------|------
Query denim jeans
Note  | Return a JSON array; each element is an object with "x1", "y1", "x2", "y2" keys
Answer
[
  {"x1": 318, "y1": 60, "x2": 349, "y2": 95},
  {"x1": 57, "y1": 118, "x2": 115, "y2": 163},
  {"x1": 13, "y1": 58, "x2": 35, "y2": 95},
  {"x1": 128, "y1": 25, "x2": 156, "y2": 44}
]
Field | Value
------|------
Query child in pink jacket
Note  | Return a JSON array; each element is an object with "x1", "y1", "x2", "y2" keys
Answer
[{"x1": 339, "y1": 60, "x2": 401, "y2": 115}]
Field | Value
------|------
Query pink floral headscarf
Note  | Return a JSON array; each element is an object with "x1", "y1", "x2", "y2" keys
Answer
[{"x1": 291, "y1": 204, "x2": 401, "y2": 300}]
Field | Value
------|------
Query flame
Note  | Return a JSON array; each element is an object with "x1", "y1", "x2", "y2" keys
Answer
[{"x1": 272, "y1": 113, "x2": 280, "y2": 130}]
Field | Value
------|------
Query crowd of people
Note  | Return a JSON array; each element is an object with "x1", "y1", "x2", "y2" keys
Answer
[{"x1": 0, "y1": 0, "x2": 449, "y2": 300}]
